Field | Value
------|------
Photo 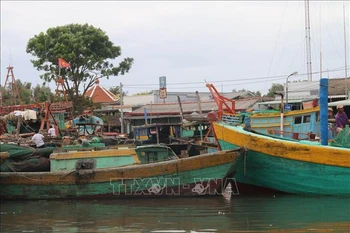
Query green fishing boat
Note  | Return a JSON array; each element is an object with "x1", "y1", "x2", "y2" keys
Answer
[{"x1": 0, "y1": 144, "x2": 241, "y2": 199}]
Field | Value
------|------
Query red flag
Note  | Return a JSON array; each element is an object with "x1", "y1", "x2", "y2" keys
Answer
[{"x1": 58, "y1": 58, "x2": 70, "y2": 68}]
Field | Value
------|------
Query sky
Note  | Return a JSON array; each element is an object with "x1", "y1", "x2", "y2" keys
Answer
[{"x1": 1, "y1": 1, "x2": 349, "y2": 96}]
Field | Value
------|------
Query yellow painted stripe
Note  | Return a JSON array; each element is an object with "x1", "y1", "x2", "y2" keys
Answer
[
  {"x1": 1, "y1": 150, "x2": 240, "y2": 185},
  {"x1": 252, "y1": 107, "x2": 319, "y2": 118},
  {"x1": 251, "y1": 123, "x2": 291, "y2": 128},
  {"x1": 213, "y1": 122, "x2": 350, "y2": 167}
]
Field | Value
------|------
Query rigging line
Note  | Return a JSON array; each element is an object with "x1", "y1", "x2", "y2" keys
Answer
[
  {"x1": 103, "y1": 68, "x2": 348, "y2": 90},
  {"x1": 323, "y1": 2, "x2": 346, "y2": 62},
  {"x1": 121, "y1": 67, "x2": 348, "y2": 87},
  {"x1": 289, "y1": 41, "x2": 305, "y2": 74},
  {"x1": 326, "y1": 1, "x2": 344, "y2": 39},
  {"x1": 273, "y1": 2, "x2": 300, "y2": 78},
  {"x1": 266, "y1": 1, "x2": 289, "y2": 77}
]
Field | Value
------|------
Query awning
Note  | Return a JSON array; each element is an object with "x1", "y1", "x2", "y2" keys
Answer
[{"x1": 328, "y1": 99, "x2": 350, "y2": 107}]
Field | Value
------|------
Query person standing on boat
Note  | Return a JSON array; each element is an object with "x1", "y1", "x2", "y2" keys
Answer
[
  {"x1": 335, "y1": 105, "x2": 350, "y2": 133},
  {"x1": 31, "y1": 130, "x2": 45, "y2": 148},
  {"x1": 48, "y1": 124, "x2": 57, "y2": 137}
]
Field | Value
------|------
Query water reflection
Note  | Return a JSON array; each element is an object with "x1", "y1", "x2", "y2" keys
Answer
[{"x1": 1, "y1": 195, "x2": 349, "y2": 232}]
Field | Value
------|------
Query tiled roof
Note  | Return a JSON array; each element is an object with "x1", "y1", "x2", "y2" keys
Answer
[
  {"x1": 328, "y1": 78, "x2": 350, "y2": 95},
  {"x1": 287, "y1": 77, "x2": 349, "y2": 98},
  {"x1": 85, "y1": 80, "x2": 119, "y2": 103}
]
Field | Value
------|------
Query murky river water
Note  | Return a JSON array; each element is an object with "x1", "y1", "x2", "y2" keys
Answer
[{"x1": 1, "y1": 195, "x2": 349, "y2": 232}]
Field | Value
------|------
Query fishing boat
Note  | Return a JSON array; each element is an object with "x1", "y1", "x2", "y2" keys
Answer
[
  {"x1": 207, "y1": 80, "x2": 350, "y2": 195},
  {"x1": 0, "y1": 144, "x2": 241, "y2": 199}
]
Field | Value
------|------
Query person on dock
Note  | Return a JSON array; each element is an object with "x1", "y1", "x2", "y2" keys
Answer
[
  {"x1": 48, "y1": 124, "x2": 57, "y2": 137},
  {"x1": 31, "y1": 130, "x2": 45, "y2": 148},
  {"x1": 335, "y1": 105, "x2": 350, "y2": 133}
]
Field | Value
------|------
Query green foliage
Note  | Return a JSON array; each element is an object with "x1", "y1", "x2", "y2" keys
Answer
[
  {"x1": 109, "y1": 86, "x2": 127, "y2": 96},
  {"x1": 266, "y1": 83, "x2": 284, "y2": 97},
  {"x1": 133, "y1": 91, "x2": 153, "y2": 96},
  {"x1": 73, "y1": 96, "x2": 102, "y2": 115},
  {"x1": 1, "y1": 80, "x2": 30, "y2": 105},
  {"x1": 26, "y1": 23, "x2": 134, "y2": 111},
  {"x1": 231, "y1": 88, "x2": 261, "y2": 97},
  {"x1": 33, "y1": 84, "x2": 54, "y2": 103},
  {"x1": 1, "y1": 80, "x2": 56, "y2": 106}
]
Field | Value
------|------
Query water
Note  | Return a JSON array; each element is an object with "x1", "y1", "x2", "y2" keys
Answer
[{"x1": 1, "y1": 195, "x2": 349, "y2": 232}]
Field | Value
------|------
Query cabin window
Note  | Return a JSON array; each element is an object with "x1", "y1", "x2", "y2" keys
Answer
[
  {"x1": 146, "y1": 152, "x2": 158, "y2": 163},
  {"x1": 303, "y1": 115, "x2": 311, "y2": 123},
  {"x1": 294, "y1": 116, "x2": 302, "y2": 124},
  {"x1": 139, "y1": 152, "x2": 146, "y2": 156},
  {"x1": 316, "y1": 112, "x2": 320, "y2": 122}
]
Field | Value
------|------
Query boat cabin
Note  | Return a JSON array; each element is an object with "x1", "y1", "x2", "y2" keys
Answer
[{"x1": 50, "y1": 145, "x2": 178, "y2": 172}]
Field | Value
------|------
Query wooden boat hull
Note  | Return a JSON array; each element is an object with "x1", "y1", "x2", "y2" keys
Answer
[
  {"x1": 0, "y1": 150, "x2": 240, "y2": 199},
  {"x1": 213, "y1": 122, "x2": 350, "y2": 195}
]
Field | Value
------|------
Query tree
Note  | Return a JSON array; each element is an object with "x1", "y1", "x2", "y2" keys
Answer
[
  {"x1": 109, "y1": 86, "x2": 127, "y2": 97},
  {"x1": 32, "y1": 84, "x2": 55, "y2": 103},
  {"x1": 266, "y1": 83, "x2": 284, "y2": 97},
  {"x1": 255, "y1": 91, "x2": 262, "y2": 97},
  {"x1": 0, "y1": 80, "x2": 32, "y2": 105},
  {"x1": 26, "y1": 23, "x2": 134, "y2": 113},
  {"x1": 1, "y1": 80, "x2": 56, "y2": 106}
]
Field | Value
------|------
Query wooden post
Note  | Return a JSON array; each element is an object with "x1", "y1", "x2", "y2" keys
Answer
[{"x1": 16, "y1": 116, "x2": 22, "y2": 140}]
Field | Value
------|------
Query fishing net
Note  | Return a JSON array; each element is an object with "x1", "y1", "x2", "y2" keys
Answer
[
  {"x1": 0, "y1": 144, "x2": 35, "y2": 161},
  {"x1": 330, "y1": 127, "x2": 350, "y2": 148}
]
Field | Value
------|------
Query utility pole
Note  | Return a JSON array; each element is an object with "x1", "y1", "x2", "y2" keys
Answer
[
  {"x1": 305, "y1": 0, "x2": 312, "y2": 81},
  {"x1": 120, "y1": 82, "x2": 124, "y2": 133}
]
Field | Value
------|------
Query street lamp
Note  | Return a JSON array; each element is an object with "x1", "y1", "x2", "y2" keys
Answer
[{"x1": 285, "y1": 71, "x2": 298, "y2": 105}]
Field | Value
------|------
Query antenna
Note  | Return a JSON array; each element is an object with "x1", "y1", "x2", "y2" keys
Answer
[
  {"x1": 1, "y1": 66, "x2": 22, "y2": 106},
  {"x1": 9, "y1": 45, "x2": 13, "y2": 66},
  {"x1": 305, "y1": 0, "x2": 312, "y2": 82}
]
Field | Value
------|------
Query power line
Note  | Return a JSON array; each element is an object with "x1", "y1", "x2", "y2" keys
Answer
[{"x1": 118, "y1": 66, "x2": 348, "y2": 88}]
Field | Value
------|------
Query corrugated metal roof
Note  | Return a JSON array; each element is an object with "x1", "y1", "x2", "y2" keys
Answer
[
  {"x1": 258, "y1": 99, "x2": 316, "y2": 105},
  {"x1": 328, "y1": 99, "x2": 350, "y2": 107},
  {"x1": 127, "y1": 98, "x2": 262, "y2": 116}
]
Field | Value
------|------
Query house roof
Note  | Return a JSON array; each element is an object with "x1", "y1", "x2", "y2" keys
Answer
[
  {"x1": 84, "y1": 79, "x2": 119, "y2": 103},
  {"x1": 287, "y1": 77, "x2": 350, "y2": 100},
  {"x1": 328, "y1": 78, "x2": 350, "y2": 96}
]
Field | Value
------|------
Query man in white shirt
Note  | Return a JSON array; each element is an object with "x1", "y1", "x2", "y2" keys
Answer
[
  {"x1": 48, "y1": 125, "x2": 56, "y2": 137},
  {"x1": 32, "y1": 130, "x2": 45, "y2": 148}
]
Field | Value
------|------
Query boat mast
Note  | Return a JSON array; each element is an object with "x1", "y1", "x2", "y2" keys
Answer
[
  {"x1": 305, "y1": 0, "x2": 312, "y2": 82},
  {"x1": 343, "y1": 1, "x2": 348, "y2": 98}
]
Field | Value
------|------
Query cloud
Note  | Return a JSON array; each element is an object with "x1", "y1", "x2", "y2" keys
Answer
[{"x1": 1, "y1": 1, "x2": 348, "y2": 95}]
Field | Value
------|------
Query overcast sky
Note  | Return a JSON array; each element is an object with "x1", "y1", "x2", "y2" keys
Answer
[{"x1": 1, "y1": 1, "x2": 349, "y2": 96}]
